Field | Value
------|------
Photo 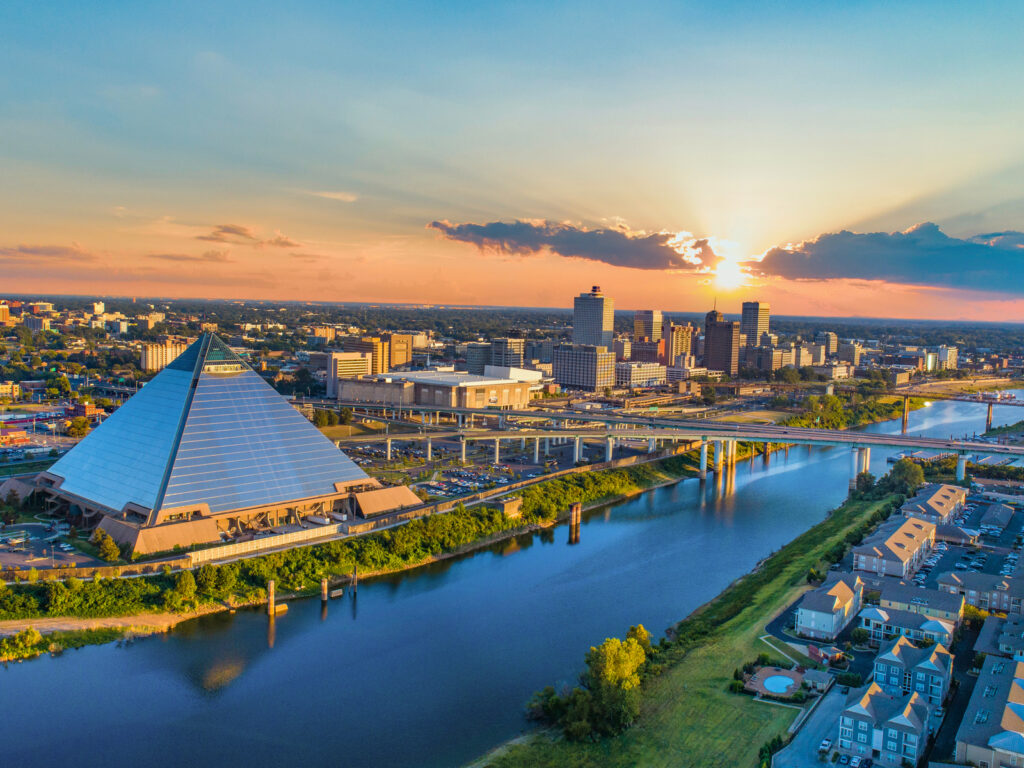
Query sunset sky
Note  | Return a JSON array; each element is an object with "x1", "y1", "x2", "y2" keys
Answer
[{"x1": 2, "y1": 1, "x2": 1023, "y2": 319}]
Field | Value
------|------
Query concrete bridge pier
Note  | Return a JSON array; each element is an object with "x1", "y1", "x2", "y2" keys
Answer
[
  {"x1": 386, "y1": 438, "x2": 392, "y2": 462},
  {"x1": 956, "y1": 454, "x2": 967, "y2": 482},
  {"x1": 493, "y1": 438, "x2": 500, "y2": 464},
  {"x1": 521, "y1": 437, "x2": 526, "y2": 449},
  {"x1": 573, "y1": 436, "x2": 583, "y2": 463},
  {"x1": 533, "y1": 438, "x2": 540, "y2": 463},
  {"x1": 460, "y1": 437, "x2": 467, "y2": 464},
  {"x1": 426, "y1": 438, "x2": 432, "y2": 462},
  {"x1": 544, "y1": 438, "x2": 550, "y2": 456},
  {"x1": 699, "y1": 440, "x2": 708, "y2": 479},
  {"x1": 648, "y1": 437, "x2": 657, "y2": 454},
  {"x1": 859, "y1": 446, "x2": 871, "y2": 474},
  {"x1": 901, "y1": 396, "x2": 910, "y2": 434},
  {"x1": 714, "y1": 441, "x2": 724, "y2": 474},
  {"x1": 987, "y1": 402, "x2": 994, "y2": 432},
  {"x1": 605, "y1": 436, "x2": 614, "y2": 462},
  {"x1": 849, "y1": 448, "x2": 860, "y2": 491}
]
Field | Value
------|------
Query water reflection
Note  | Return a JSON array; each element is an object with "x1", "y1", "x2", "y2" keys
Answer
[{"x1": 3, "y1": 392, "x2": 1020, "y2": 768}]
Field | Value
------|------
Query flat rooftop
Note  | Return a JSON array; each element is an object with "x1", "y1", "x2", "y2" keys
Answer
[{"x1": 370, "y1": 371, "x2": 518, "y2": 388}]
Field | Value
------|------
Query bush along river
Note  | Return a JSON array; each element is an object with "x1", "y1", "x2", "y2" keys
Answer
[{"x1": 0, "y1": 393, "x2": 1020, "y2": 768}]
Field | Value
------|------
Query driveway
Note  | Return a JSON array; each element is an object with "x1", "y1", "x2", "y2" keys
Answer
[
  {"x1": 925, "y1": 624, "x2": 981, "y2": 762},
  {"x1": 772, "y1": 687, "x2": 846, "y2": 768}
]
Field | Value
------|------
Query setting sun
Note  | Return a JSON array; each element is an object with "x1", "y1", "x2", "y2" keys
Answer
[{"x1": 713, "y1": 259, "x2": 746, "y2": 290}]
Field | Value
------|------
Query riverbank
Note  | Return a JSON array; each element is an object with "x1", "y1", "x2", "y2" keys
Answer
[
  {"x1": 478, "y1": 492, "x2": 901, "y2": 768},
  {"x1": 0, "y1": 451, "x2": 712, "y2": 652}
]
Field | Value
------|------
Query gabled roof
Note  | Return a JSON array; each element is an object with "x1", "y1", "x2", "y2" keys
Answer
[
  {"x1": 852, "y1": 517, "x2": 935, "y2": 563},
  {"x1": 801, "y1": 573, "x2": 863, "y2": 614},
  {"x1": 48, "y1": 334, "x2": 369, "y2": 519}
]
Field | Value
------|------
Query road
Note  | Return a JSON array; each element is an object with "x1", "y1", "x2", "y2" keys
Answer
[{"x1": 772, "y1": 687, "x2": 846, "y2": 768}]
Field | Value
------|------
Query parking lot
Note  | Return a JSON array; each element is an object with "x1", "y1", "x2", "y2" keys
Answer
[
  {"x1": 904, "y1": 496, "x2": 1024, "y2": 590},
  {"x1": 0, "y1": 523, "x2": 104, "y2": 570}
]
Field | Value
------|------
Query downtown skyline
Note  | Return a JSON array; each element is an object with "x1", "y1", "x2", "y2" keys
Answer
[{"x1": 2, "y1": 1, "x2": 1024, "y2": 319}]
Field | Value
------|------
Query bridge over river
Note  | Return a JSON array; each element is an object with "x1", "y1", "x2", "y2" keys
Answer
[{"x1": 333, "y1": 402, "x2": 1024, "y2": 487}]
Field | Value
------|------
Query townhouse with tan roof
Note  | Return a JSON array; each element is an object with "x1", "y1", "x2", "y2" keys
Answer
[
  {"x1": 837, "y1": 682, "x2": 930, "y2": 767},
  {"x1": 852, "y1": 516, "x2": 936, "y2": 579},
  {"x1": 795, "y1": 573, "x2": 864, "y2": 640}
]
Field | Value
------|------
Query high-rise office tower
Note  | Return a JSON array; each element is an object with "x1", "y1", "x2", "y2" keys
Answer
[
  {"x1": 815, "y1": 331, "x2": 838, "y2": 356},
  {"x1": 662, "y1": 319, "x2": 693, "y2": 365},
  {"x1": 552, "y1": 344, "x2": 615, "y2": 391},
  {"x1": 704, "y1": 310, "x2": 740, "y2": 376},
  {"x1": 740, "y1": 302, "x2": 770, "y2": 346},
  {"x1": 572, "y1": 286, "x2": 614, "y2": 349},
  {"x1": 464, "y1": 342, "x2": 491, "y2": 375},
  {"x1": 345, "y1": 336, "x2": 390, "y2": 375},
  {"x1": 633, "y1": 309, "x2": 662, "y2": 342},
  {"x1": 489, "y1": 337, "x2": 525, "y2": 369}
]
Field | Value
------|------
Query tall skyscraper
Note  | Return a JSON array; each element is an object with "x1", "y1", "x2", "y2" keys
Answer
[
  {"x1": 572, "y1": 286, "x2": 614, "y2": 349},
  {"x1": 489, "y1": 337, "x2": 525, "y2": 369},
  {"x1": 633, "y1": 309, "x2": 662, "y2": 342},
  {"x1": 740, "y1": 302, "x2": 770, "y2": 346},
  {"x1": 662, "y1": 319, "x2": 693, "y2": 365},
  {"x1": 815, "y1": 331, "x2": 839, "y2": 355},
  {"x1": 704, "y1": 310, "x2": 740, "y2": 376},
  {"x1": 345, "y1": 336, "x2": 390, "y2": 375}
]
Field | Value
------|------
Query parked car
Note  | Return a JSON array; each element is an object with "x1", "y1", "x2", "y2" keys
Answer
[{"x1": 818, "y1": 738, "x2": 832, "y2": 752}]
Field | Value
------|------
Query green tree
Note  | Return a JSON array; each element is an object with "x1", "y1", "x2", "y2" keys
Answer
[
  {"x1": 855, "y1": 471, "x2": 876, "y2": 495},
  {"x1": 339, "y1": 407, "x2": 353, "y2": 426},
  {"x1": 889, "y1": 458, "x2": 925, "y2": 495},
  {"x1": 851, "y1": 627, "x2": 870, "y2": 645},
  {"x1": 92, "y1": 529, "x2": 121, "y2": 562},
  {"x1": 66, "y1": 416, "x2": 91, "y2": 438},
  {"x1": 313, "y1": 409, "x2": 330, "y2": 428}
]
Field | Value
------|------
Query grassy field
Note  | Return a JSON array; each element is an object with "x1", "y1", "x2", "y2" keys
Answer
[
  {"x1": 0, "y1": 459, "x2": 56, "y2": 478},
  {"x1": 481, "y1": 493, "x2": 898, "y2": 768},
  {"x1": 714, "y1": 410, "x2": 789, "y2": 424}
]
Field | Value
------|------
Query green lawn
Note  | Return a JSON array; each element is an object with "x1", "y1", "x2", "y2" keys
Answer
[{"x1": 481, "y1": 494, "x2": 898, "y2": 768}]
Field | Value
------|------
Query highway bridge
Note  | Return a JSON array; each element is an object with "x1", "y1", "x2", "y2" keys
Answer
[{"x1": 333, "y1": 411, "x2": 1024, "y2": 487}]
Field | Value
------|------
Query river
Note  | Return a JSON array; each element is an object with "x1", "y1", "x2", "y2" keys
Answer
[{"x1": 1, "y1": 392, "x2": 1021, "y2": 767}]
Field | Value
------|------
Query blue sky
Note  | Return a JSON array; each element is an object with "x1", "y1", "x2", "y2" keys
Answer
[{"x1": 2, "y1": 1, "x2": 1022, "y2": 317}]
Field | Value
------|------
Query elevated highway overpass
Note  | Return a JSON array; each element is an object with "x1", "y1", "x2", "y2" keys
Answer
[{"x1": 336, "y1": 418, "x2": 1024, "y2": 487}]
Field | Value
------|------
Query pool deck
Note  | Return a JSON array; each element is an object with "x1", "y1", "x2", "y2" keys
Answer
[{"x1": 745, "y1": 666, "x2": 804, "y2": 697}]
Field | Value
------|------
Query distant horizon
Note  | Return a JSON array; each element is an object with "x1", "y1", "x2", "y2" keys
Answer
[
  {"x1": 4, "y1": 4, "x2": 1024, "y2": 321},
  {"x1": 7, "y1": 291, "x2": 1024, "y2": 329}
]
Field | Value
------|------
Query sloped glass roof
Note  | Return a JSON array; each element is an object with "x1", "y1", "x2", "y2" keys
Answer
[
  {"x1": 49, "y1": 333, "x2": 368, "y2": 516},
  {"x1": 159, "y1": 366, "x2": 367, "y2": 513},
  {"x1": 48, "y1": 366, "x2": 193, "y2": 512}
]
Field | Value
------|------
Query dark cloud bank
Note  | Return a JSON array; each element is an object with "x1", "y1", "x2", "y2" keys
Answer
[
  {"x1": 431, "y1": 218, "x2": 1023, "y2": 294},
  {"x1": 428, "y1": 219, "x2": 713, "y2": 270}
]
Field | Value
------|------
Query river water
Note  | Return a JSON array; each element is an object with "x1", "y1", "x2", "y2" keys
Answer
[{"x1": 1, "y1": 393, "x2": 1021, "y2": 767}]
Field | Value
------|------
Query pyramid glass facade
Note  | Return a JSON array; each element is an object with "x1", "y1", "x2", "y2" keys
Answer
[{"x1": 48, "y1": 334, "x2": 368, "y2": 517}]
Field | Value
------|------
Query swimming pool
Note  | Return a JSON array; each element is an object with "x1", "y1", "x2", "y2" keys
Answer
[{"x1": 762, "y1": 675, "x2": 795, "y2": 694}]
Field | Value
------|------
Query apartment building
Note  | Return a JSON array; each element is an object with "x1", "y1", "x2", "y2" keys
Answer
[
  {"x1": 795, "y1": 573, "x2": 864, "y2": 641},
  {"x1": 901, "y1": 483, "x2": 967, "y2": 526},
  {"x1": 837, "y1": 683, "x2": 929, "y2": 768},
  {"x1": 938, "y1": 572, "x2": 1024, "y2": 615},
  {"x1": 873, "y1": 635, "x2": 953, "y2": 706},
  {"x1": 851, "y1": 517, "x2": 936, "y2": 578}
]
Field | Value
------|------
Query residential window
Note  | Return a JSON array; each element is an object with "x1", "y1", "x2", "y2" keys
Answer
[
  {"x1": 857, "y1": 733, "x2": 867, "y2": 743},
  {"x1": 886, "y1": 741, "x2": 897, "y2": 752},
  {"x1": 887, "y1": 728, "x2": 897, "y2": 739}
]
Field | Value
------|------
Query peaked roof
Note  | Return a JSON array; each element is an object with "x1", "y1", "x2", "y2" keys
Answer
[{"x1": 49, "y1": 334, "x2": 368, "y2": 520}]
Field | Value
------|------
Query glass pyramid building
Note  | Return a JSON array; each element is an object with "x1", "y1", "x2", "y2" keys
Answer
[{"x1": 42, "y1": 334, "x2": 374, "y2": 553}]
